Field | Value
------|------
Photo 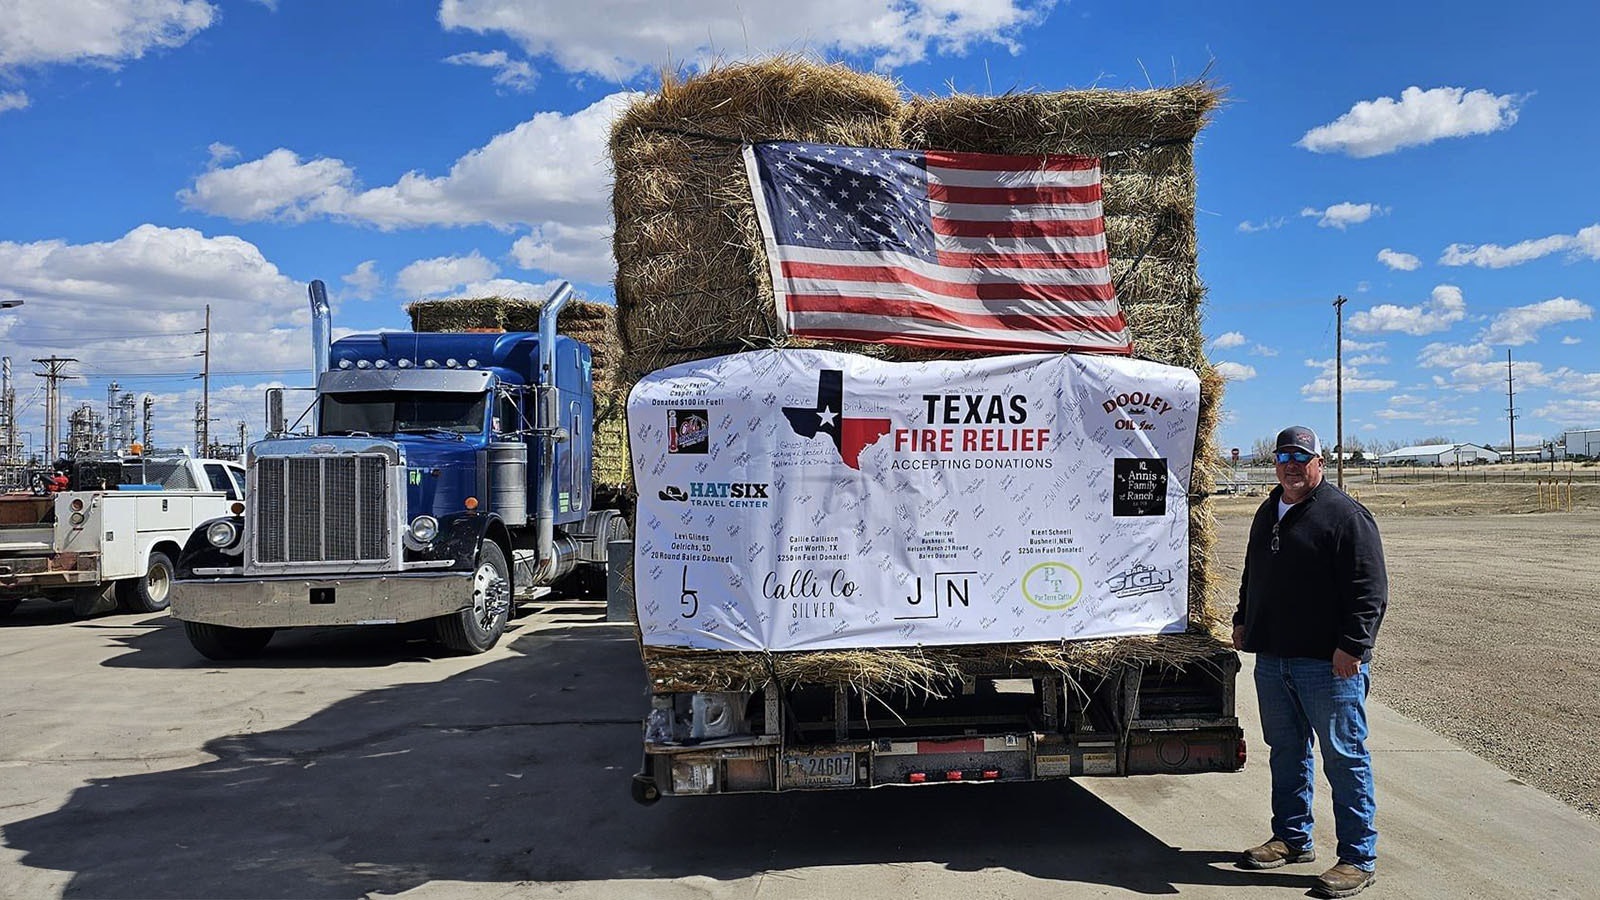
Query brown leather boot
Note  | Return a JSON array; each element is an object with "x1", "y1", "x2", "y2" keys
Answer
[
  {"x1": 1313, "y1": 862, "x2": 1377, "y2": 897},
  {"x1": 1238, "y1": 837, "x2": 1317, "y2": 869}
]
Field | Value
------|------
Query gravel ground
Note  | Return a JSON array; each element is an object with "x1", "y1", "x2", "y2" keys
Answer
[{"x1": 1212, "y1": 492, "x2": 1600, "y2": 820}]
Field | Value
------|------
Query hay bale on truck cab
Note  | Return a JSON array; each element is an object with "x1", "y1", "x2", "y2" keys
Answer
[{"x1": 609, "y1": 58, "x2": 1238, "y2": 801}]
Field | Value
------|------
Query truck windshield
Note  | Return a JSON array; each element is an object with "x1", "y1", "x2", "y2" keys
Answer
[{"x1": 319, "y1": 391, "x2": 487, "y2": 438}]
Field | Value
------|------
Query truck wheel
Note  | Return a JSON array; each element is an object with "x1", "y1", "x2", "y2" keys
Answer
[
  {"x1": 0, "y1": 598, "x2": 19, "y2": 618},
  {"x1": 120, "y1": 551, "x2": 174, "y2": 613},
  {"x1": 434, "y1": 542, "x2": 510, "y2": 654},
  {"x1": 183, "y1": 620, "x2": 273, "y2": 660}
]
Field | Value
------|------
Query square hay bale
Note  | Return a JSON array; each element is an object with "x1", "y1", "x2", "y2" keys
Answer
[{"x1": 610, "y1": 60, "x2": 1233, "y2": 690}]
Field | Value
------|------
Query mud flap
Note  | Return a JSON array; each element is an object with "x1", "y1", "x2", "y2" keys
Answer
[{"x1": 71, "y1": 583, "x2": 120, "y2": 617}]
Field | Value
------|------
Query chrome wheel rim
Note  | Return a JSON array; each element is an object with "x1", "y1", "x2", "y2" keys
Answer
[{"x1": 471, "y1": 561, "x2": 508, "y2": 631}]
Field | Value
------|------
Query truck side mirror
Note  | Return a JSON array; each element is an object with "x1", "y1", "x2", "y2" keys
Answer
[{"x1": 266, "y1": 388, "x2": 285, "y2": 436}]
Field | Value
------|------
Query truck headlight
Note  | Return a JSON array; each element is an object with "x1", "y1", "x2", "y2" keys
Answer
[
  {"x1": 408, "y1": 515, "x2": 439, "y2": 543},
  {"x1": 206, "y1": 520, "x2": 238, "y2": 547}
]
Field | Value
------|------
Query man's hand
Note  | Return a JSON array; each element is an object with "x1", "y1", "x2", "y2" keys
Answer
[
  {"x1": 1231, "y1": 625, "x2": 1244, "y2": 650},
  {"x1": 1332, "y1": 648, "x2": 1362, "y2": 678}
]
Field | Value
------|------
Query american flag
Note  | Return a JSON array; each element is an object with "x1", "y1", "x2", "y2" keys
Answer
[{"x1": 742, "y1": 141, "x2": 1131, "y2": 354}]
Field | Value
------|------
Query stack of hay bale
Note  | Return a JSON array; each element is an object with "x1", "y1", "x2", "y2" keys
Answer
[
  {"x1": 607, "y1": 57, "x2": 1228, "y2": 692},
  {"x1": 406, "y1": 296, "x2": 630, "y2": 485}
]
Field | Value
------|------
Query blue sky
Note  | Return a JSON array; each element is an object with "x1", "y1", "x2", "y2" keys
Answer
[{"x1": 1, "y1": 0, "x2": 1596, "y2": 460}]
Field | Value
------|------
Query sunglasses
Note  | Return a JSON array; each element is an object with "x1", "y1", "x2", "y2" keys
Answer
[{"x1": 1274, "y1": 450, "x2": 1315, "y2": 464}]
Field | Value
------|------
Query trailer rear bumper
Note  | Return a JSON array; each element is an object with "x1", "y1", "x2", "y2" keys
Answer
[
  {"x1": 641, "y1": 726, "x2": 1244, "y2": 798},
  {"x1": 170, "y1": 572, "x2": 473, "y2": 627}
]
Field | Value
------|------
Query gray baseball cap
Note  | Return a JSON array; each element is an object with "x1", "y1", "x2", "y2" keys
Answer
[{"x1": 1275, "y1": 425, "x2": 1322, "y2": 456}]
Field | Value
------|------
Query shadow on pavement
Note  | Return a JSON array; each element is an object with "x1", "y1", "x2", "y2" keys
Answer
[{"x1": 6, "y1": 626, "x2": 1302, "y2": 898}]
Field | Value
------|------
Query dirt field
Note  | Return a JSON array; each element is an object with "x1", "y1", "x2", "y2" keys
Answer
[{"x1": 1212, "y1": 484, "x2": 1600, "y2": 819}]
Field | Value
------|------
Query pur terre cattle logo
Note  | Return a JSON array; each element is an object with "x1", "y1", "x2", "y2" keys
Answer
[{"x1": 782, "y1": 369, "x2": 892, "y2": 470}]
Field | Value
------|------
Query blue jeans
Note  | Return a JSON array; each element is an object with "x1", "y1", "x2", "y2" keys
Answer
[{"x1": 1253, "y1": 653, "x2": 1377, "y2": 870}]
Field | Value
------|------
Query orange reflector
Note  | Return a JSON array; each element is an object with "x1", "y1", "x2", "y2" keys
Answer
[
  {"x1": 946, "y1": 770, "x2": 963, "y2": 781},
  {"x1": 464, "y1": 496, "x2": 479, "y2": 510},
  {"x1": 982, "y1": 769, "x2": 1000, "y2": 780},
  {"x1": 908, "y1": 772, "x2": 927, "y2": 784}
]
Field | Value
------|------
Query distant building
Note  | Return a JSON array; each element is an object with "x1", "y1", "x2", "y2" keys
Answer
[
  {"x1": 1493, "y1": 445, "x2": 1551, "y2": 463},
  {"x1": 1378, "y1": 442, "x2": 1501, "y2": 466},
  {"x1": 1565, "y1": 429, "x2": 1600, "y2": 460}
]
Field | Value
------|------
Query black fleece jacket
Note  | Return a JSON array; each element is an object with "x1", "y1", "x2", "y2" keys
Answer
[{"x1": 1233, "y1": 479, "x2": 1388, "y2": 662}]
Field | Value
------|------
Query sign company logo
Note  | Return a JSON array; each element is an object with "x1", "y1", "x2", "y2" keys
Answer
[
  {"x1": 658, "y1": 485, "x2": 689, "y2": 502},
  {"x1": 1022, "y1": 561, "x2": 1083, "y2": 611},
  {"x1": 1113, "y1": 458, "x2": 1168, "y2": 517},
  {"x1": 667, "y1": 409, "x2": 709, "y2": 454},
  {"x1": 1105, "y1": 562, "x2": 1173, "y2": 598},
  {"x1": 782, "y1": 369, "x2": 892, "y2": 470}
]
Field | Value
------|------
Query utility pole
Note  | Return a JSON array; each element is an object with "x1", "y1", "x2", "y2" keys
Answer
[
  {"x1": 142, "y1": 395, "x2": 155, "y2": 450},
  {"x1": 1506, "y1": 349, "x2": 1517, "y2": 467},
  {"x1": 1333, "y1": 295, "x2": 1347, "y2": 489},
  {"x1": 197, "y1": 304, "x2": 211, "y2": 456},
  {"x1": 32, "y1": 356, "x2": 78, "y2": 461}
]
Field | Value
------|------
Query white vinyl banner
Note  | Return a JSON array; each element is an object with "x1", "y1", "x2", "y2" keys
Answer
[{"x1": 628, "y1": 349, "x2": 1200, "y2": 651}]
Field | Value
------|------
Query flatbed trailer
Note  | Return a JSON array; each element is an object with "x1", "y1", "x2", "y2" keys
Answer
[{"x1": 632, "y1": 649, "x2": 1242, "y2": 802}]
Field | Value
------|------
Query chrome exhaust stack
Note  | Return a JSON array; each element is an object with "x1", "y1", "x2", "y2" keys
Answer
[{"x1": 532, "y1": 281, "x2": 573, "y2": 583}]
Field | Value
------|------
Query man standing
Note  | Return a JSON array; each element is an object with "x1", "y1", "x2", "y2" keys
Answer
[{"x1": 1234, "y1": 425, "x2": 1388, "y2": 899}]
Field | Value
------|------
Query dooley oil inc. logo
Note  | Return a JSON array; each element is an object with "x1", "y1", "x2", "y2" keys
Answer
[{"x1": 1022, "y1": 561, "x2": 1083, "y2": 611}]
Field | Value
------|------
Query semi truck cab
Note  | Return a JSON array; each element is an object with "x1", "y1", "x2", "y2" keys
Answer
[{"x1": 169, "y1": 281, "x2": 625, "y2": 660}]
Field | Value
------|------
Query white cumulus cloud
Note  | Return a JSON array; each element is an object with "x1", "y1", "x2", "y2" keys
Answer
[
  {"x1": 437, "y1": 0, "x2": 1051, "y2": 76},
  {"x1": 509, "y1": 222, "x2": 615, "y2": 284},
  {"x1": 1297, "y1": 86, "x2": 1522, "y2": 158},
  {"x1": 1214, "y1": 362, "x2": 1256, "y2": 382},
  {"x1": 341, "y1": 260, "x2": 381, "y2": 300},
  {"x1": 1301, "y1": 202, "x2": 1387, "y2": 230},
  {"x1": 0, "y1": 90, "x2": 29, "y2": 114},
  {"x1": 1377, "y1": 248, "x2": 1420, "y2": 271},
  {"x1": 1300, "y1": 356, "x2": 1396, "y2": 401},
  {"x1": 1237, "y1": 217, "x2": 1286, "y2": 233},
  {"x1": 1211, "y1": 331, "x2": 1247, "y2": 350},
  {"x1": 1417, "y1": 341, "x2": 1491, "y2": 369},
  {"x1": 1350, "y1": 285, "x2": 1467, "y2": 336},
  {"x1": 1481, "y1": 297, "x2": 1593, "y2": 346},
  {"x1": 0, "y1": 0, "x2": 216, "y2": 68},
  {"x1": 1439, "y1": 224, "x2": 1600, "y2": 268},
  {"x1": 182, "y1": 92, "x2": 640, "y2": 281},
  {"x1": 444, "y1": 49, "x2": 537, "y2": 91},
  {"x1": 1563, "y1": 336, "x2": 1582, "y2": 345},
  {"x1": 397, "y1": 252, "x2": 500, "y2": 297}
]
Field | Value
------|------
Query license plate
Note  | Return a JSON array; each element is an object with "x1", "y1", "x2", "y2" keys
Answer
[{"x1": 780, "y1": 751, "x2": 856, "y2": 788}]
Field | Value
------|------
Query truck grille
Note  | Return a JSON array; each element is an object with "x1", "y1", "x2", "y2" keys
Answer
[{"x1": 254, "y1": 455, "x2": 390, "y2": 564}]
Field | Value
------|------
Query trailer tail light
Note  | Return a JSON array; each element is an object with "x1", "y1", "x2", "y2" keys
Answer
[
  {"x1": 907, "y1": 768, "x2": 1001, "y2": 784},
  {"x1": 70, "y1": 498, "x2": 84, "y2": 512},
  {"x1": 1237, "y1": 738, "x2": 1248, "y2": 769}
]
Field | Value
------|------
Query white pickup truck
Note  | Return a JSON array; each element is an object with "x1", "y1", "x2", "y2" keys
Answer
[{"x1": 0, "y1": 456, "x2": 246, "y2": 617}]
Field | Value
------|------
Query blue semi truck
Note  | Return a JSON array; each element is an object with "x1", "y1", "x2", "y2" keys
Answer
[{"x1": 168, "y1": 281, "x2": 628, "y2": 659}]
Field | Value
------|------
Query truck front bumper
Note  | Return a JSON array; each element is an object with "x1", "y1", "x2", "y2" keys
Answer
[{"x1": 170, "y1": 571, "x2": 473, "y2": 627}]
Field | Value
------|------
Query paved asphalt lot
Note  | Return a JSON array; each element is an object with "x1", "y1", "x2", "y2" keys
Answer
[{"x1": 2, "y1": 599, "x2": 1599, "y2": 899}]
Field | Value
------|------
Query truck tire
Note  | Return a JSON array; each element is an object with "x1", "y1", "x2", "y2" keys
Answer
[
  {"x1": 0, "y1": 598, "x2": 19, "y2": 618},
  {"x1": 119, "y1": 551, "x2": 174, "y2": 613},
  {"x1": 183, "y1": 620, "x2": 274, "y2": 660},
  {"x1": 434, "y1": 542, "x2": 510, "y2": 654}
]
